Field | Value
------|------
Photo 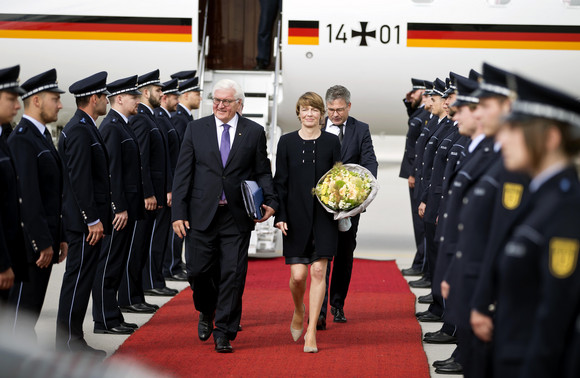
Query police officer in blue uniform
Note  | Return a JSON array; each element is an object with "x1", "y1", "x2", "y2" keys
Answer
[
  {"x1": 57, "y1": 72, "x2": 112, "y2": 356},
  {"x1": 91, "y1": 75, "x2": 144, "y2": 335},
  {"x1": 474, "y1": 73, "x2": 580, "y2": 378},
  {"x1": 7, "y1": 69, "x2": 67, "y2": 337},
  {"x1": 0, "y1": 65, "x2": 27, "y2": 303},
  {"x1": 118, "y1": 70, "x2": 167, "y2": 313}
]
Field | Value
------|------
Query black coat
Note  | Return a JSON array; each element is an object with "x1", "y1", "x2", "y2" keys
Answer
[
  {"x1": 399, "y1": 106, "x2": 430, "y2": 179},
  {"x1": 172, "y1": 114, "x2": 278, "y2": 233},
  {"x1": 99, "y1": 110, "x2": 145, "y2": 221},
  {"x1": 171, "y1": 103, "x2": 193, "y2": 142},
  {"x1": 274, "y1": 131, "x2": 341, "y2": 258},
  {"x1": 491, "y1": 167, "x2": 580, "y2": 378},
  {"x1": 155, "y1": 107, "x2": 180, "y2": 181},
  {"x1": 8, "y1": 118, "x2": 64, "y2": 263},
  {"x1": 59, "y1": 109, "x2": 112, "y2": 235},
  {"x1": 412, "y1": 115, "x2": 440, "y2": 198},
  {"x1": 130, "y1": 103, "x2": 167, "y2": 206},
  {"x1": 0, "y1": 130, "x2": 28, "y2": 281},
  {"x1": 419, "y1": 118, "x2": 453, "y2": 203},
  {"x1": 338, "y1": 116, "x2": 378, "y2": 178}
]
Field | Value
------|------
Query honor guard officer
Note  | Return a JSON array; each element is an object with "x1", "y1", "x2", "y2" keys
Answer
[
  {"x1": 143, "y1": 78, "x2": 181, "y2": 295},
  {"x1": 0, "y1": 65, "x2": 28, "y2": 303},
  {"x1": 478, "y1": 73, "x2": 580, "y2": 378},
  {"x1": 171, "y1": 76, "x2": 201, "y2": 141},
  {"x1": 91, "y1": 75, "x2": 144, "y2": 335},
  {"x1": 118, "y1": 69, "x2": 166, "y2": 313},
  {"x1": 400, "y1": 78, "x2": 431, "y2": 277},
  {"x1": 320, "y1": 85, "x2": 378, "y2": 328},
  {"x1": 57, "y1": 72, "x2": 112, "y2": 356},
  {"x1": 7, "y1": 69, "x2": 67, "y2": 338}
]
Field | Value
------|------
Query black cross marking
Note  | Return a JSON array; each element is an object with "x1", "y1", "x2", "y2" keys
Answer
[{"x1": 351, "y1": 22, "x2": 376, "y2": 46}]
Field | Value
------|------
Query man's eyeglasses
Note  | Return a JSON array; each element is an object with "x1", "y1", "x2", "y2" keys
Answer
[
  {"x1": 328, "y1": 107, "x2": 347, "y2": 114},
  {"x1": 212, "y1": 98, "x2": 239, "y2": 106}
]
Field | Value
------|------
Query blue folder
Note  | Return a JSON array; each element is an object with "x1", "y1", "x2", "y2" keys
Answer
[{"x1": 241, "y1": 180, "x2": 264, "y2": 219}]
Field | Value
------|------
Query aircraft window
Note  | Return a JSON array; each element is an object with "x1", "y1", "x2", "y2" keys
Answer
[
  {"x1": 563, "y1": 0, "x2": 580, "y2": 6},
  {"x1": 486, "y1": 0, "x2": 510, "y2": 4},
  {"x1": 411, "y1": 0, "x2": 434, "y2": 4}
]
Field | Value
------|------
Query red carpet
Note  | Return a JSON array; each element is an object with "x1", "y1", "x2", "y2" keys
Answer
[{"x1": 113, "y1": 258, "x2": 429, "y2": 377}]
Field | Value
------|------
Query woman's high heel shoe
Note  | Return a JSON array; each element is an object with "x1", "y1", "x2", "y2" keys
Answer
[
  {"x1": 303, "y1": 332, "x2": 318, "y2": 353},
  {"x1": 290, "y1": 304, "x2": 305, "y2": 342}
]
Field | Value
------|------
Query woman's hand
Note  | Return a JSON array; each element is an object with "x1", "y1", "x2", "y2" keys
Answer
[{"x1": 275, "y1": 221, "x2": 288, "y2": 236}]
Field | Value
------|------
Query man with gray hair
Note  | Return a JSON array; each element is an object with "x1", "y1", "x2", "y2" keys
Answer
[
  {"x1": 172, "y1": 79, "x2": 277, "y2": 353},
  {"x1": 320, "y1": 85, "x2": 378, "y2": 329}
]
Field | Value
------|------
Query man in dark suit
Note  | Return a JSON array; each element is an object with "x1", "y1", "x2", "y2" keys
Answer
[
  {"x1": 119, "y1": 69, "x2": 168, "y2": 313},
  {"x1": 0, "y1": 65, "x2": 28, "y2": 303},
  {"x1": 320, "y1": 85, "x2": 378, "y2": 328},
  {"x1": 91, "y1": 75, "x2": 144, "y2": 335},
  {"x1": 7, "y1": 69, "x2": 67, "y2": 338},
  {"x1": 164, "y1": 75, "x2": 201, "y2": 281},
  {"x1": 57, "y1": 72, "x2": 112, "y2": 356},
  {"x1": 172, "y1": 79, "x2": 277, "y2": 353}
]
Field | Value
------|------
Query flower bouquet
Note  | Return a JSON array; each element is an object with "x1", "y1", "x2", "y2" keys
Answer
[{"x1": 313, "y1": 163, "x2": 379, "y2": 231}]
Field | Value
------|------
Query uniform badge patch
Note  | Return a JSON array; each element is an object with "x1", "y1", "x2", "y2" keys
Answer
[
  {"x1": 549, "y1": 238, "x2": 579, "y2": 279},
  {"x1": 502, "y1": 182, "x2": 523, "y2": 210}
]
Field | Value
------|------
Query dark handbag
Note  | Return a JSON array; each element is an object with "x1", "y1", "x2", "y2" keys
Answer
[{"x1": 241, "y1": 180, "x2": 264, "y2": 219}]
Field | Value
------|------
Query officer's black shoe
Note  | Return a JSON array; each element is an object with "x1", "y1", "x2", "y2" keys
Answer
[
  {"x1": 434, "y1": 360, "x2": 463, "y2": 374},
  {"x1": 94, "y1": 324, "x2": 135, "y2": 335},
  {"x1": 330, "y1": 307, "x2": 347, "y2": 323},
  {"x1": 144, "y1": 287, "x2": 178, "y2": 296},
  {"x1": 214, "y1": 337, "x2": 233, "y2": 353},
  {"x1": 122, "y1": 322, "x2": 139, "y2": 329},
  {"x1": 433, "y1": 356, "x2": 455, "y2": 368},
  {"x1": 408, "y1": 277, "x2": 431, "y2": 288},
  {"x1": 417, "y1": 312, "x2": 443, "y2": 322},
  {"x1": 198, "y1": 313, "x2": 214, "y2": 341},
  {"x1": 144, "y1": 302, "x2": 160, "y2": 310},
  {"x1": 423, "y1": 330, "x2": 457, "y2": 344},
  {"x1": 415, "y1": 310, "x2": 430, "y2": 317},
  {"x1": 165, "y1": 271, "x2": 188, "y2": 281},
  {"x1": 401, "y1": 267, "x2": 423, "y2": 276},
  {"x1": 316, "y1": 314, "x2": 326, "y2": 330},
  {"x1": 418, "y1": 293, "x2": 433, "y2": 304},
  {"x1": 120, "y1": 303, "x2": 156, "y2": 314}
]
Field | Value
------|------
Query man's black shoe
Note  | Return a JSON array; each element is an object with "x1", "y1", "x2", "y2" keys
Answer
[
  {"x1": 417, "y1": 312, "x2": 443, "y2": 322},
  {"x1": 165, "y1": 271, "x2": 188, "y2": 281},
  {"x1": 144, "y1": 302, "x2": 159, "y2": 310},
  {"x1": 94, "y1": 324, "x2": 135, "y2": 335},
  {"x1": 120, "y1": 303, "x2": 156, "y2": 314},
  {"x1": 198, "y1": 313, "x2": 214, "y2": 341},
  {"x1": 330, "y1": 307, "x2": 347, "y2": 323},
  {"x1": 418, "y1": 293, "x2": 433, "y2": 304},
  {"x1": 121, "y1": 321, "x2": 139, "y2": 329},
  {"x1": 415, "y1": 310, "x2": 430, "y2": 317},
  {"x1": 408, "y1": 277, "x2": 431, "y2": 288},
  {"x1": 423, "y1": 330, "x2": 457, "y2": 344},
  {"x1": 316, "y1": 314, "x2": 326, "y2": 330},
  {"x1": 433, "y1": 356, "x2": 455, "y2": 368},
  {"x1": 435, "y1": 360, "x2": 463, "y2": 374},
  {"x1": 401, "y1": 267, "x2": 423, "y2": 276},
  {"x1": 144, "y1": 287, "x2": 178, "y2": 296},
  {"x1": 214, "y1": 336, "x2": 233, "y2": 353}
]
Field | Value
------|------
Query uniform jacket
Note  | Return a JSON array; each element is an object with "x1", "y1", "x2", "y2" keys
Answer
[
  {"x1": 412, "y1": 115, "x2": 443, "y2": 200},
  {"x1": 155, "y1": 107, "x2": 180, "y2": 182},
  {"x1": 99, "y1": 110, "x2": 145, "y2": 222},
  {"x1": 419, "y1": 118, "x2": 453, "y2": 203},
  {"x1": 8, "y1": 117, "x2": 64, "y2": 263},
  {"x1": 171, "y1": 103, "x2": 193, "y2": 142},
  {"x1": 130, "y1": 103, "x2": 167, "y2": 206},
  {"x1": 59, "y1": 109, "x2": 112, "y2": 235},
  {"x1": 171, "y1": 114, "x2": 278, "y2": 233},
  {"x1": 399, "y1": 106, "x2": 430, "y2": 178}
]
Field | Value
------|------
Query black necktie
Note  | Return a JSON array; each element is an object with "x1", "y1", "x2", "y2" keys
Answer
[
  {"x1": 44, "y1": 128, "x2": 51, "y2": 140},
  {"x1": 335, "y1": 124, "x2": 343, "y2": 144}
]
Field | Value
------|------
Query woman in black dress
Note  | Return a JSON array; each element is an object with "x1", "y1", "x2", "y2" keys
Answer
[{"x1": 274, "y1": 92, "x2": 341, "y2": 353}]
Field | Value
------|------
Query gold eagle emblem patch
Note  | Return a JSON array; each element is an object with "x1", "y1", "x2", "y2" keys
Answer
[
  {"x1": 502, "y1": 183, "x2": 523, "y2": 210},
  {"x1": 549, "y1": 238, "x2": 579, "y2": 279}
]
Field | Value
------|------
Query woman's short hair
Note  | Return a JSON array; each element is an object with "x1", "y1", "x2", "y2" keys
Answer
[
  {"x1": 295, "y1": 92, "x2": 325, "y2": 116},
  {"x1": 212, "y1": 79, "x2": 245, "y2": 102}
]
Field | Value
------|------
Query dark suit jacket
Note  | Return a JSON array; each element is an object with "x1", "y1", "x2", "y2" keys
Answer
[
  {"x1": 130, "y1": 103, "x2": 168, "y2": 206},
  {"x1": 326, "y1": 116, "x2": 378, "y2": 178},
  {"x1": 59, "y1": 109, "x2": 112, "y2": 235},
  {"x1": 0, "y1": 130, "x2": 28, "y2": 280},
  {"x1": 172, "y1": 114, "x2": 278, "y2": 233},
  {"x1": 99, "y1": 110, "x2": 145, "y2": 221},
  {"x1": 171, "y1": 103, "x2": 193, "y2": 142},
  {"x1": 8, "y1": 118, "x2": 64, "y2": 263}
]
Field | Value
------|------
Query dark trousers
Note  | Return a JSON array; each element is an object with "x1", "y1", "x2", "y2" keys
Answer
[
  {"x1": 56, "y1": 231, "x2": 101, "y2": 350},
  {"x1": 424, "y1": 221, "x2": 438, "y2": 281},
  {"x1": 92, "y1": 220, "x2": 134, "y2": 329},
  {"x1": 187, "y1": 206, "x2": 250, "y2": 341},
  {"x1": 8, "y1": 262, "x2": 53, "y2": 339},
  {"x1": 163, "y1": 230, "x2": 185, "y2": 277},
  {"x1": 321, "y1": 215, "x2": 360, "y2": 317},
  {"x1": 457, "y1": 326, "x2": 492, "y2": 378},
  {"x1": 410, "y1": 187, "x2": 426, "y2": 270},
  {"x1": 256, "y1": 0, "x2": 281, "y2": 63},
  {"x1": 119, "y1": 210, "x2": 156, "y2": 306},
  {"x1": 143, "y1": 206, "x2": 170, "y2": 290}
]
